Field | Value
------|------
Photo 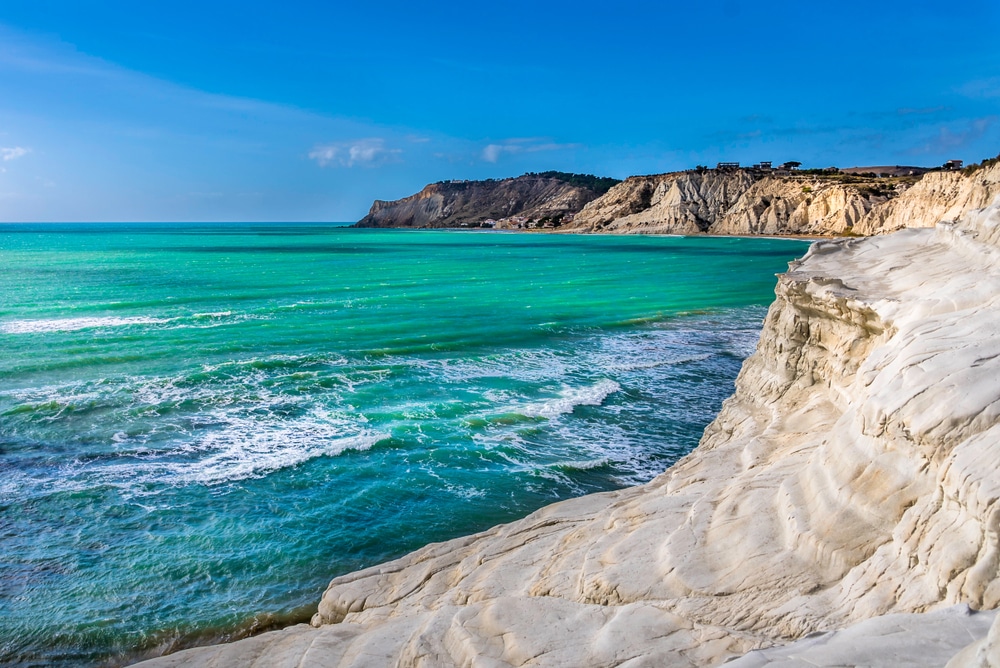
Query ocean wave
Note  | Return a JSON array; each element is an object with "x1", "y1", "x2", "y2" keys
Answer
[
  {"x1": 549, "y1": 457, "x2": 611, "y2": 472},
  {"x1": 520, "y1": 379, "x2": 621, "y2": 419},
  {"x1": 0, "y1": 311, "x2": 261, "y2": 335},
  {"x1": 3, "y1": 405, "x2": 384, "y2": 500},
  {"x1": 410, "y1": 348, "x2": 570, "y2": 385},
  {"x1": 1, "y1": 316, "x2": 174, "y2": 334},
  {"x1": 144, "y1": 420, "x2": 382, "y2": 488},
  {"x1": 608, "y1": 352, "x2": 713, "y2": 372},
  {"x1": 167, "y1": 311, "x2": 274, "y2": 330},
  {"x1": 199, "y1": 352, "x2": 351, "y2": 374},
  {"x1": 0, "y1": 354, "x2": 373, "y2": 429}
]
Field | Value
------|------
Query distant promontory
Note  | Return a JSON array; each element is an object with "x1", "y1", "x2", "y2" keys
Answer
[{"x1": 353, "y1": 172, "x2": 619, "y2": 229}]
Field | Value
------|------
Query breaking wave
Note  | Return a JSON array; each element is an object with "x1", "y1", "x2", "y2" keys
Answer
[
  {"x1": 520, "y1": 379, "x2": 622, "y2": 419},
  {"x1": 1, "y1": 316, "x2": 174, "y2": 334}
]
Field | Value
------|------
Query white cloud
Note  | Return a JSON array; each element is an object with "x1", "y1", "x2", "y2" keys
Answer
[
  {"x1": 1, "y1": 146, "x2": 29, "y2": 161},
  {"x1": 480, "y1": 138, "x2": 581, "y2": 163},
  {"x1": 482, "y1": 143, "x2": 505, "y2": 163},
  {"x1": 308, "y1": 145, "x2": 340, "y2": 166},
  {"x1": 309, "y1": 138, "x2": 402, "y2": 167}
]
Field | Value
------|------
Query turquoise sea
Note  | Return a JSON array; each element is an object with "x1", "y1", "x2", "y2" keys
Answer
[{"x1": 0, "y1": 224, "x2": 808, "y2": 666}]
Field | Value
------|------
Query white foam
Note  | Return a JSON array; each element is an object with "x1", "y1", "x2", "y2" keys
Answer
[
  {"x1": 1, "y1": 316, "x2": 173, "y2": 334},
  {"x1": 158, "y1": 423, "x2": 381, "y2": 487},
  {"x1": 168, "y1": 312, "x2": 271, "y2": 330},
  {"x1": 0, "y1": 358, "x2": 391, "y2": 500},
  {"x1": 520, "y1": 379, "x2": 621, "y2": 419},
  {"x1": 550, "y1": 457, "x2": 611, "y2": 471},
  {"x1": 200, "y1": 352, "x2": 350, "y2": 372},
  {"x1": 418, "y1": 349, "x2": 570, "y2": 384},
  {"x1": 609, "y1": 353, "x2": 713, "y2": 372},
  {"x1": 7, "y1": 406, "x2": 385, "y2": 500}
]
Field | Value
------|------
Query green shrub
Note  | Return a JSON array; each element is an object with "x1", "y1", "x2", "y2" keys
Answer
[{"x1": 524, "y1": 171, "x2": 621, "y2": 194}]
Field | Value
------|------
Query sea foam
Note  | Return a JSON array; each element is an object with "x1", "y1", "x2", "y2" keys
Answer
[
  {"x1": 1, "y1": 316, "x2": 173, "y2": 334},
  {"x1": 520, "y1": 379, "x2": 621, "y2": 419}
]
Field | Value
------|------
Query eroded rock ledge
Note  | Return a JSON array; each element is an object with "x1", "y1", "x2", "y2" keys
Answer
[{"x1": 137, "y1": 198, "x2": 1000, "y2": 667}]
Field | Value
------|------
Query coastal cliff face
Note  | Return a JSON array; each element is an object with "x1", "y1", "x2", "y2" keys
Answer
[
  {"x1": 137, "y1": 198, "x2": 1000, "y2": 667},
  {"x1": 567, "y1": 162, "x2": 1000, "y2": 237},
  {"x1": 354, "y1": 175, "x2": 607, "y2": 228},
  {"x1": 353, "y1": 159, "x2": 1000, "y2": 237},
  {"x1": 854, "y1": 161, "x2": 1000, "y2": 234},
  {"x1": 709, "y1": 176, "x2": 879, "y2": 235},
  {"x1": 566, "y1": 170, "x2": 898, "y2": 236},
  {"x1": 562, "y1": 170, "x2": 757, "y2": 234}
]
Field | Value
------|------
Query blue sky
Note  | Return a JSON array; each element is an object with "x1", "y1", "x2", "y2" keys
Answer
[{"x1": 0, "y1": 0, "x2": 998, "y2": 222}]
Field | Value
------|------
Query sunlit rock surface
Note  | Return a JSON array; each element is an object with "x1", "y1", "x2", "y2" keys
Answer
[{"x1": 567, "y1": 162, "x2": 1000, "y2": 237}]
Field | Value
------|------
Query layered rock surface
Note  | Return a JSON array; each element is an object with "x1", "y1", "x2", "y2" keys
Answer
[
  {"x1": 136, "y1": 198, "x2": 1000, "y2": 666},
  {"x1": 854, "y1": 162, "x2": 1000, "y2": 234},
  {"x1": 729, "y1": 606, "x2": 997, "y2": 667},
  {"x1": 565, "y1": 161, "x2": 1000, "y2": 237},
  {"x1": 562, "y1": 170, "x2": 757, "y2": 234},
  {"x1": 566, "y1": 170, "x2": 887, "y2": 236}
]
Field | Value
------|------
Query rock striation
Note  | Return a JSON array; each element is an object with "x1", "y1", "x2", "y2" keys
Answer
[
  {"x1": 353, "y1": 173, "x2": 616, "y2": 229},
  {"x1": 729, "y1": 606, "x2": 997, "y2": 667},
  {"x1": 565, "y1": 161, "x2": 1000, "y2": 237},
  {"x1": 854, "y1": 161, "x2": 1000, "y2": 234},
  {"x1": 136, "y1": 196, "x2": 1000, "y2": 667},
  {"x1": 566, "y1": 170, "x2": 757, "y2": 235},
  {"x1": 563, "y1": 170, "x2": 894, "y2": 235}
]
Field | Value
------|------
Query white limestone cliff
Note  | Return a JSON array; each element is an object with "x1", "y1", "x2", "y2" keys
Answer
[
  {"x1": 568, "y1": 170, "x2": 757, "y2": 234},
  {"x1": 567, "y1": 161, "x2": 1000, "y2": 237},
  {"x1": 135, "y1": 197, "x2": 1000, "y2": 667},
  {"x1": 854, "y1": 161, "x2": 1000, "y2": 234},
  {"x1": 567, "y1": 169, "x2": 891, "y2": 236},
  {"x1": 708, "y1": 176, "x2": 876, "y2": 235}
]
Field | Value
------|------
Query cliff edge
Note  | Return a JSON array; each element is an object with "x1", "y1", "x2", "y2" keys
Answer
[{"x1": 136, "y1": 196, "x2": 1000, "y2": 666}]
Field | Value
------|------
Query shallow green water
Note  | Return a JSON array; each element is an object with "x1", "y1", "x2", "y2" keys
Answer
[{"x1": 0, "y1": 224, "x2": 807, "y2": 666}]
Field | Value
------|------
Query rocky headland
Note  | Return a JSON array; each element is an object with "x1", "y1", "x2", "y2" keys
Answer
[
  {"x1": 353, "y1": 172, "x2": 619, "y2": 229},
  {"x1": 137, "y1": 163, "x2": 1000, "y2": 666}
]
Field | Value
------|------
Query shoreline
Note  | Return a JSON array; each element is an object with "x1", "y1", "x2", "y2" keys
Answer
[{"x1": 353, "y1": 224, "x2": 827, "y2": 242}]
